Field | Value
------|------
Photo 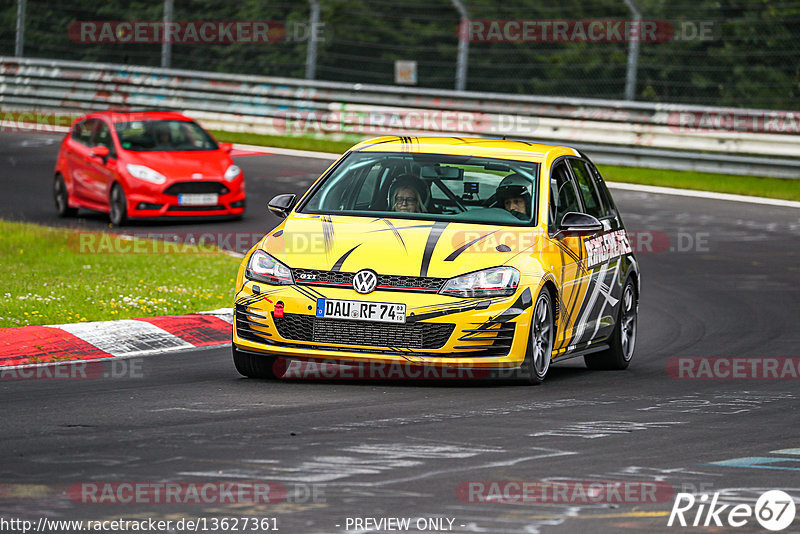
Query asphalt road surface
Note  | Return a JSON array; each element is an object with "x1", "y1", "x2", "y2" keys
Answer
[{"x1": 2, "y1": 130, "x2": 800, "y2": 533}]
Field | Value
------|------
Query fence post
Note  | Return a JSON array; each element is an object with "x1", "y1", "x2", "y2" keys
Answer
[
  {"x1": 450, "y1": 0, "x2": 470, "y2": 91},
  {"x1": 161, "y1": 0, "x2": 174, "y2": 68},
  {"x1": 15, "y1": 0, "x2": 26, "y2": 57},
  {"x1": 306, "y1": 0, "x2": 320, "y2": 80},
  {"x1": 624, "y1": 0, "x2": 641, "y2": 101}
]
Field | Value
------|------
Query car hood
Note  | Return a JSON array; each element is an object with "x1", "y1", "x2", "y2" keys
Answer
[
  {"x1": 260, "y1": 214, "x2": 543, "y2": 278},
  {"x1": 124, "y1": 150, "x2": 231, "y2": 181}
]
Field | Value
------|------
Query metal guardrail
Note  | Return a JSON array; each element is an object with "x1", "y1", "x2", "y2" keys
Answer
[{"x1": 1, "y1": 56, "x2": 799, "y2": 178}]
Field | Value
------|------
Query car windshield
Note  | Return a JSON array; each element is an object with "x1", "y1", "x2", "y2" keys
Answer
[
  {"x1": 299, "y1": 152, "x2": 540, "y2": 226},
  {"x1": 114, "y1": 120, "x2": 218, "y2": 151}
]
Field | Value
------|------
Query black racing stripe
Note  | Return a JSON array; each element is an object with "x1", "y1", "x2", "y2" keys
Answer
[
  {"x1": 298, "y1": 282, "x2": 328, "y2": 299},
  {"x1": 236, "y1": 291, "x2": 277, "y2": 307},
  {"x1": 292, "y1": 285, "x2": 324, "y2": 302},
  {"x1": 369, "y1": 224, "x2": 436, "y2": 232},
  {"x1": 407, "y1": 302, "x2": 485, "y2": 322},
  {"x1": 360, "y1": 137, "x2": 403, "y2": 150},
  {"x1": 484, "y1": 287, "x2": 533, "y2": 325},
  {"x1": 553, "y1": 238, "x2": 582, "y2": 264},
  {"x1": 381, "y1": 219, "x2": 407, "y2": 251},
  {"x1": 420, "y1": 221, "x2": 449, "y2": 277},
  {"x1": 444, "y1": 231, "x2": 497, "y2": 262},
  {"x1": 331, "y1": 245, "x2": 360, "y2": 272},
  {"x1": 411, "y1": 299, "x2": 495, "y2": 312},
  {"x1": 560, "y1": 251, "x2": 584, "y2": 350},
  {"x1": 321, "y1": 215, "x2": 335, "y2": 253}
]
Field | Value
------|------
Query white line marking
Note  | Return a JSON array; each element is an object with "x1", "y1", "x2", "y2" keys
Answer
[
  {"x1": 607, "y1": 181, "x2": 800, "y2": 208},
  {"x1": 232, "y1": 143, "x2": 339, "y2": 159}
]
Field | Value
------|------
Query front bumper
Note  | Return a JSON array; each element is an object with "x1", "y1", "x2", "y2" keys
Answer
[
  {"x1": 125, "y1": 181, "x2": 246, "y2": 218},
  {"x1": 232, "y1": 281, "x2": 534, "y2": 369}
]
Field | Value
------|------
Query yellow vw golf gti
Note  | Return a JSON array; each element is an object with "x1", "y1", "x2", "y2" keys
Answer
[{"x1": 232, "y1": 137, "x2": 639, "y2": 384}]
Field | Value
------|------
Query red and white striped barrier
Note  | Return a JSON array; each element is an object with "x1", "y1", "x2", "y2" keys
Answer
[{"x1": 0, "y1": 309, "x2": 232, "y2": 367}]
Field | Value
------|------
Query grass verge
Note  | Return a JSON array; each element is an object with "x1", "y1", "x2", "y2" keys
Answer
[
  {"x1": 598, "y1": 165, "x2": 800, "y2": 202},
  {"x1": 210, "y1": 130, "x2": 356, "y2": 154},
  {"x1": 0, "y1": 219, "x2": 241, "y2": 328}
]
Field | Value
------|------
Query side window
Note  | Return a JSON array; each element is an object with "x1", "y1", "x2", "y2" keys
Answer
[
  {"x1": 72, "y1": 120, "x2": 94, "y2": 146},
  {"x1": 91, "y1": 121, "x2": 116, "y2": 158},
  {"x1": 355, "y1": 163, "x2": 385, "y2": 208},
  {"x1": 569, "y1": 159, "x2": 604, "y2": 218},
  {"x1": 549, "y1": 161, "x2": 580, "y2": 229},
  {"x1": 588, "y1": 162, "x2": 616, "y2": 217}
]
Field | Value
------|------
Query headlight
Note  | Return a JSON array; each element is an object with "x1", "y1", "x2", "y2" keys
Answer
[
  {"x1": 439, "y1": 267, "x2": 520, "y2": 298},
  {"x1": 224, "y1": 165, "x2": 242, "y2": 181},
  {"x1": 245, "y1": 250, "x2": 293, "y2": 285},
  {"x1": 126, "y1": 164, "x2": 166, "y2": 185}
]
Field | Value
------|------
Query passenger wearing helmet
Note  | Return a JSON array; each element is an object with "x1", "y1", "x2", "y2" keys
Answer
[
  {"x1": 495, "y1": 173, "x2": 531, "y2": 220},
  {"x1": 388, "y1": 174, "x2": 429, "y2": 213}
]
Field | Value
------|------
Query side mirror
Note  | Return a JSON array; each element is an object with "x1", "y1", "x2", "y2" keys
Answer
[
  {"x1": 268, "y1": 194, "x2": 296, "y2": 218},
  {"x1": 219, "y1": 142, "x2": 233, "y2": 152},
  {"x1": 558, "y1": 212, "x2": 603, "y2": 236},
  {"x1": 90, "y1": 145, "x2": 110, "y2": 160}
]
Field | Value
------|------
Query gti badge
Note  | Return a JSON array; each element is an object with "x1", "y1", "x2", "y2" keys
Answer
[{"x1": 353, "y1": 270, "x2": 378, "y2": 294}]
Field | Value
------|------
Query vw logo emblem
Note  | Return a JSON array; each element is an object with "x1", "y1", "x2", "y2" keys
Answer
[{"x1": 353, "y1": 270, "x2": 378, "y2": 294}]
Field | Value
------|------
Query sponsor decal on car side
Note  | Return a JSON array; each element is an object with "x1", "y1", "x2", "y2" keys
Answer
[{"x1": 584, "y1": 229, "x2": 633, "y2": 268}]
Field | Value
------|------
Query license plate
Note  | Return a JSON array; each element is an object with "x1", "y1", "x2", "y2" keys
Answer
[
  {"x1": 178, "y1": 193, "x2": 218, "y2": 206},
  {"x1": 316, "y1": 298, "x2": 406, "y2": 324}
]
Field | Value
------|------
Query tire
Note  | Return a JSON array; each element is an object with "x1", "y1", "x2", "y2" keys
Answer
[
  {"x1": 109, "y1": 183, "x2": 128, "y2": 226},
  {"x1": 54, "y1": 175, "x2": 78, "y2": 217},
  {"x1": 585, "y1": 278, "x2": 638, "y2": 370},
  {"x1": 232, "y1": 344, "x2": 278, "y2": 379},
  {"x1": 521, "y1": 287, "x2": 555, "y2": 384}
]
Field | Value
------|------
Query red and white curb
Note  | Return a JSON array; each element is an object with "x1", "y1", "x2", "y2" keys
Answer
[{"x1": 0, "y1": 309, "x2": 233, "y2": 368}]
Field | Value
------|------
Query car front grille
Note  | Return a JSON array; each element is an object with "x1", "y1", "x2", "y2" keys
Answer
[
  {"x1": 167, "y1": 205, "x2": 226, "y2": 212},
  {"x1": 274, "y1": 313, "x2": 454, "y2": 349},
  {"x1": 163, "y1": 182, "x2": 229, "y2": 195},
  {"x1": 292, "y1": 269, "x2": 446, "y2": 293}
]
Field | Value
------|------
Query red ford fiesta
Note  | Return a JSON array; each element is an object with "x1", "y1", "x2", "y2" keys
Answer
[{"x1": 54, "y1": 110, "x2": 245, "y2": 225}]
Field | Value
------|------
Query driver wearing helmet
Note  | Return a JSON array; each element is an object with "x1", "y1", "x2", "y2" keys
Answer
[
  {"x1": 387, "y1": 174, "x2": 429, "y2": 213},
  {"x1": 495, "y1": 173, "x2": 531, "y2": 220}
]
